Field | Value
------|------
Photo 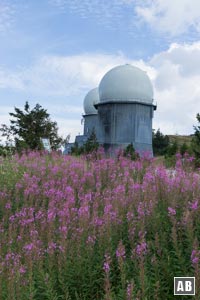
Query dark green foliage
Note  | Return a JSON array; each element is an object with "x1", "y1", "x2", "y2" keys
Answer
[
  {"x1": 153, "y1": 129, "x2": 170, "y2": 156},
  {"x1": 1, "y1": 101, "x2": 62, "y2": 152},
  {"x1": 180, "y1": 142, "x2": 188, "y2": 155},
  {"x1": 123, "y1": 143, "x2": 138, "y2": 160},
  {"x1": 166, "y1": 140, "x2": 178, "y2": 157},
  {"x1": 191, "y1": 113, "x2": 200, "y2": 166},
  {"x1": 84, "y1": 130, "x2": 99, "y2": 153},
  {"x1": 164, "y1": 140, "x2": 178, "y2": 167},
  {"x1": 0, "y1": 145, "x2": 15, "y2": 157},
  {"x1": 71, "y1": 141, "x2": 84, "y2": 156},
  {"x1": 71, "y1": 130, "x2": 99, "y2": 156}
]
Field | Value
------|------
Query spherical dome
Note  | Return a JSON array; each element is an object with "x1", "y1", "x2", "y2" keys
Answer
[
  {"x1": 83, "y1": 88, "x2": 99, "y2": 115},
  {"x1": 99, "y1": 64, "x2": 153, "y2": 104}
]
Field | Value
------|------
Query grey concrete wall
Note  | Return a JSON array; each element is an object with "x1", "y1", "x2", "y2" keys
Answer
[
  {"x1": 135, "y1": 104, "x2": 152, "y2": 144},
  {"x1": 97, "y1": 102, "x2": 154, "y2": 155},
  {"x1": 83, "y1": 114, "x2": 99, "y2": 138},
  {"x1": 75, "y1": 135, "x2": 87, "y2": 147}
]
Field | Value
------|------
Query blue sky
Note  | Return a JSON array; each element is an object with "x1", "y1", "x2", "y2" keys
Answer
[{"x1": 1, "y1": 0, "x2": 200, "y2": 142}]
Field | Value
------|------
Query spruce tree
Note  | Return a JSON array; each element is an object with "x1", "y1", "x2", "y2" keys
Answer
[
  {"x1": 191, "y1": 113, "x2": 200, "y2": 164},
  {"x1": 1, "y1": 101, "x2": 62, "y2": 151},
  {"x1": 152, "y1": 129, "x2": 169, "y2": 156}
]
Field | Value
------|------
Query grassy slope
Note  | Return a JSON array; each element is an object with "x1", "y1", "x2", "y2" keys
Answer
[{"x1": 168, "y1": 134, "x2": 193, "y2": 146}]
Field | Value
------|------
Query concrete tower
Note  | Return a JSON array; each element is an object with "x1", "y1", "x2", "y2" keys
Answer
[
  {"x1": 96, "y1": 64, "x2": 156, "y2": 155},
  {"x1": 83, "y1": 87, "x2": 99, "y2": 139}
]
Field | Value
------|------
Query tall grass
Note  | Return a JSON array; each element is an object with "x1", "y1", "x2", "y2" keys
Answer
[{"x1": 0, "y1": 150, "x2": 199, "y2": 299}]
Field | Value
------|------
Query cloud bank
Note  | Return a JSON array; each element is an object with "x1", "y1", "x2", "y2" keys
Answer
[
  {"x1": 135, "y1": 0, "x2": 200, "y2": 37},
  {"x1": 0, "y1": 0, "x2": 15, "y2": 34},
  {"x1": 50, "y1": 0, "x2": 200, "y2": 39},
  {"x1": 1, "y1": 42, "x2": 200, "y2": 139},
  {"x1": 49, "y1": 0, "x2": 130, "y2": 29}
]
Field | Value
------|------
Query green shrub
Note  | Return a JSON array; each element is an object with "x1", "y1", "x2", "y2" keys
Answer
[{"x1": 123, "y1": 143, "x2": 139, "y2": 160}]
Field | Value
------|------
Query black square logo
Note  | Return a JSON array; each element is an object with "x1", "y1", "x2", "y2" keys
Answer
[{"x1": 174, "y1": 277, "x2": 195, "y2": 295}]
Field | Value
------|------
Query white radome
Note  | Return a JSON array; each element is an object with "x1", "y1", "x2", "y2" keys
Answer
[
  {"x1": 99, "y1": 64, "x2": 153, "y2": 104},
  {"x1": 83, "y1": 87, "x2": 99, "y2": 115}
]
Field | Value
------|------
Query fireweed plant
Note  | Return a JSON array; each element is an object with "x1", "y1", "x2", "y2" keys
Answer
[{"x1": 0, "y1": 150, "x2": 199, "y2": 299}]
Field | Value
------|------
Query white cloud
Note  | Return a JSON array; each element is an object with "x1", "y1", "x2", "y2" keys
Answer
[
  {"x1": 47, "y1": 104, "x2": 84, "y2": 141},
  {"x1": 0, "y1": 53, "x2": 156, "y2": 141},
  {"x1": 0, "y1": 69, "x2": 25, "y2": 90},
  {"x1": 49, "y1": 0, "x2": 132, "y2": 29},
  {"x1": 50, "y1": 0, "x2": 200, "y2": 39},
  {"x1": 0, "y1": 53, "x2": 129, "y2": 141},
  {"x1": 47, "y1": 104, "x2": 83, "y2": 115},
  {"x1": 0, "y1": 53, "x2": 138, "y2": 96},
  {"x1": 0, "y1": 107, "x2": 13, "y2": 144},
  {"x1": 151, "y1": 42, "x2": 200, "y2": 77},
  {"x1": 0, "y1": 0, "x2": 15, "y2": 34},
  {"x1": 3, "y1": 53, "x2": 126, "y2": 95},
  {"x1": 56, "y1": 118, "x2": 83, "y2": 141},
  {"x1": 135, "y1": 0, "x2": 200, "y2": 36},
  {"x1": 1, "y1": 44, "x2": 200, "y2": 138},
  {"x1": 150, "y1": 42, "x2": 200, "y2": 134},
  {"x1": 0, "y1": 113, "x2": 11, "y2": 126}
]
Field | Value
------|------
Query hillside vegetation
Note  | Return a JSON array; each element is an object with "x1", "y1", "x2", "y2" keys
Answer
[
  {"x1": 0, "y1": 151, "x2": 199, "y2": 299},
  {"x1": 168, "y1": 135, "x2": 193, "y2": 146}
]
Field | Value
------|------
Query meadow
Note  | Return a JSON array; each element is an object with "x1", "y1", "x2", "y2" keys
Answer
[{"x1": 0, "y1": 150, "x2": 199, "y2": 300}]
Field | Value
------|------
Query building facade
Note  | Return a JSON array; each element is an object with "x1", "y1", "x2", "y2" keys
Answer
[{"x1": 65, "y1": 64, "x2": 156, "y2": 156}]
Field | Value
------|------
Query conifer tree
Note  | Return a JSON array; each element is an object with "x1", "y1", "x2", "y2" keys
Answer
[
  {"x1": 191, "y1": 113, "x2": 200, "y2": 164},
  {"x1": 152, "y1": 129, "x2": 169, "y2": 156},
  {"x1": 0, "y1": 101, "x2": 62, "y2": 151}
]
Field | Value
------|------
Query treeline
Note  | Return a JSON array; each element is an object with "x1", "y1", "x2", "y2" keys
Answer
[
  {"x1": 152, "y1": 129, "x2": 191, "y2": 157},
  {"x1": 1, "y1": 102, "x2": 200, "y2": 166},
  {"x1": 152, "y1": 113, "x2": 200, "y2": 166}
]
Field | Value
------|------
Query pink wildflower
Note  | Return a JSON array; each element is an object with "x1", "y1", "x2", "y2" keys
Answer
[
  {"x1": 23, "y1": 243, "x2": 34, "y2": 252},
  {"x1": 9, "y1": 215, "x2": 15, "y2": 222},
  {"x1": 104, "y1": 204, "x2": 113, "y2": 214},
  {"x1": 137, "y1": 202, "x2": 145, "y2": 217},
  {"x1": 5, "y1": 202, "x2": 11, "y2": 209},
  {"x1": 59, "y1": 226, "x2": 68, "y2": 234},
  {"x1": 116, "y1": 240, "x2": 126, "y2": 260},
  {"x1": 86, "y1": 235, "x2": 96, "y2": 245},
  {"x1": 103, "y1": 262, "x2": 110, "y2": 273},
  {"x1": 94, "y1": 217, "x2": 104, "y2": 226},
  {"x1": 47, "y1": 242, "x2": 57, "y2": 254},
  {"x1": 189, "y1": 200, "x2": 198, "y2": 210},
  {"x1": 19, "y1": 266, "x2": 26, "y2": 274},
  {"x1": 126, "y1": 282, "x2": 134, "y2": 300},
  {"x1": 168, "y1": 207, "x2": 176, "y2": 216},
  {"x1": 136, "y1": 242, "x2": 147, "y2": 256},
  {"x1": 17, "y1": 235, "x2": 22, "y2": 241},
  {"x1": 58, "y1": 245, "x2": 64, "y2": 253},
  {"x1": 191, "y1": 249, "x2": 200, "y2": 266},
  {"x1": 30, "y1": 230, "x2": 38, "y2": 237},
  {"x1": 103, "y1": 254, "x2": 111, "y2": 274},
  {"x1": 126, "y1": 211, "x2": 134, "y2": 221}
]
